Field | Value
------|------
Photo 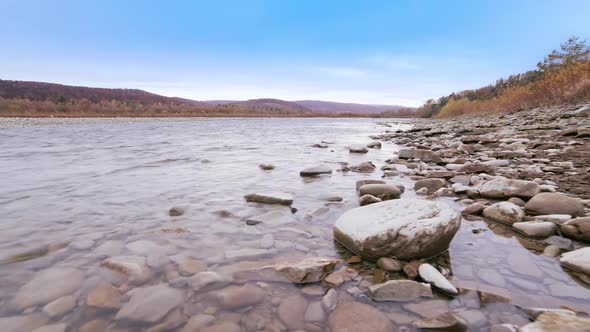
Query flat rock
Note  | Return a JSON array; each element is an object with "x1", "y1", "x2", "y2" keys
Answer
[
  {"x1": 188, "y1": 271, "x2": 232, "y2": 291},
  {"x1": 412, "y1": 312, "x2": 467, "y2": 332},
  {"x1": 418, "y1": 263, "x2": 458, "y2": 295},
  {"x1": 483, "y1": 202, "x2": 524, "y2": 225},
  {"x1": 359, "y1": 194, "x2": 382, "y2": 206},
  {"x1": 369, "y1": 280, "x2": 433, "y2": 302},
  {"x1": 519, "y1": 311, "x2": 590, "y2": 332},
  {"x1": 116, "y1": 284, "x2": 183, "y2": 323},
  {"x1": 560, "y1": 217, "x2": 590, "y2": 242},
  {"x1": 328, "y1": 302, "x2": 394, "y2": 332},
  {"x1": 42, "y1": 295, "x2": 76, "y2": 319},
  {"x1": 201, "y1": 322, "x2": 241, "y2": 332},
  {"x1": 0, "y1": 314, "x2": 49, "y2": 332},
  {"x1": 367, "y1": 141, "x2": 382, "y2": 149},
  {"x1": 235, "y1": 256, "x2": 340, "y2": 283},
  {"x1": 10, "y1": 267, "x2": 84, "y2": 310},
  {"x1": 398, "y1": 149, "x2": 442, "y2": 163},
  {"x1": 513, "y1": 221, "x2": 557, "y2": 237},
  {"x1": 246, "y1": 210, "x2": 295, "y2": 226},
  {"x1": 349, "y1": 144, "x2": 368, "y2": 153},
  {"x1": 415, "y1": 178, "x2": 447, "y2": 193},
  {"x1": 334, "y1": 199, "x2": 461, "y2": 260},
  {"x1": 560, "y1": 247, "x2": 590, "y2": 276},
  {"x1": 480, "y1": 178, "x2": 539, "y2": 199},
  {"x1": 324, "y1": 267, "x2": 359, "y2": 286},
  {"x1": 101, "y1": 256, "x2": 152, "y2": 284},
  {"x1": 217, "y1": 284, "x2": 265, "y2": 309},
  {"x1": 180, "y1": 314, "x2": 215, "y2": 332},
  {"x1": 524, "y1": 193, "x2": 585, "y2": 217},
  {"x1": 349, "y1": 161, "x2": 376, "y2": 173},
  {"x1": 244, "y1": 192, "x2": 293, "y2": 205},
  {"x1": 32, "y1": 323, "x2": 68, "y2": 332},
  {"x1": 277, "y1": 294, "x2": 308, "y2": 330},
  {"x1": 544, "y1": 235, "x2": 573, "y2": 250},
  {"x1": 86, "y1": 284, "x2": 121, "y2": 310},
  {"x1": 358, "y1": 184, "x2": 401, "y2": 200},
  {"x1": 300, "y1": 165, "x2": 332, "y2": 177},
  {"x1": 355, "y1": 179, "x2": 385, "y2": 190}
]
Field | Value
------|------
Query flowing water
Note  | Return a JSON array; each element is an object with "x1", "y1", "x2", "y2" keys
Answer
[{"x1": 0, "y1": 117, "x2": 589, "y2": 331}]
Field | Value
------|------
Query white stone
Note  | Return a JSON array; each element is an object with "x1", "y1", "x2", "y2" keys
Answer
[
  {"x1": 560, "y1": 247, "x2": 590, "y2": 276},
  {"x1": 334, "y1": 199, "x2": 461, "y2": 260},
  {"x1": 513, "y1": 221, "x2": 557, "y2": 237},
  {"x1": 418, "y1": 263, "x2": 458, "y2": 295},
  {"x1": 483, "y1": 202, "x2": 524, "y2": 225},
  {"x1": 480, "y1": 178, "x2": 539, "y2": 199},
  {"x1": 532, "y1": 214, "x2": 572, "y2": 224}
]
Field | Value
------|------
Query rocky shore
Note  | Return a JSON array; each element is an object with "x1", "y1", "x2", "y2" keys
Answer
[{"x1": 1, "y1": 106, "x2": 590, "y2": 332}]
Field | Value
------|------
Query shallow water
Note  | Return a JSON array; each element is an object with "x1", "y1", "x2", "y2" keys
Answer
[{"x1": 0, "y1": 117, "x2": 589, "y2": 331}]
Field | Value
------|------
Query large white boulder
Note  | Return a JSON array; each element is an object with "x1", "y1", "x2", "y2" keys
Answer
[{"x1": 333, "y1": 199, "x2": 461, "y2": 260}]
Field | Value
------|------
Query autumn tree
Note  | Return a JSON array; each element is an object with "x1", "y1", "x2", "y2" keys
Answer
[{"x1": 537, "y1": 36, "x2": 590, "y2": 72}]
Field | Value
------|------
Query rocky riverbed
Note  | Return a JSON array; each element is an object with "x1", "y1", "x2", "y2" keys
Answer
[{"x1": 0, "y1": 111, "x2": 589, "y2": 332}]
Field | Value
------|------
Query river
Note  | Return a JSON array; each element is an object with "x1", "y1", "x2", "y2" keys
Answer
[{"x1": 0, "y1": 117, "x2": 589, "y2": 331}]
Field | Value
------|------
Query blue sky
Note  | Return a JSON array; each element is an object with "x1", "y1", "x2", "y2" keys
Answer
[{"x1": 2, "y1": 0, "x2": 589, "y2": 106}]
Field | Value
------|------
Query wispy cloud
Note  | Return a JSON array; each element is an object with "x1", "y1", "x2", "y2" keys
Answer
[
  {"x1": 308, "y1": 65, "x2": 368, "y2": 78},
  {"x1": 363, "y1": 54, "x2": 421, "y2": 71}
]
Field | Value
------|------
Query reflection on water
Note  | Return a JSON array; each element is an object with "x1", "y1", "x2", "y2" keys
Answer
[{"x1": 0, "y1": 117, "x2": 588, "y2": 331}]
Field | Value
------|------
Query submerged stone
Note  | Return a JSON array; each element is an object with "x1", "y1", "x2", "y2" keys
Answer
[
  {"x1": 10, "y1": 268, "x2": 84, "y2": 310},
  {"x1": 328, "y1": 302, "x2": 394, "y2": 332}
]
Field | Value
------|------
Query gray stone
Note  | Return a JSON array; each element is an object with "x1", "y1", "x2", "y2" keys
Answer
[
  {"x1": 369, "y1": 280, "x2": 433, "y2": 302},
  {"x1": 415, "y1": 178, "x2": 446, "y2": 193},
  {"x1": 561, "y1": 217, "x2": 590, "y2": 242},
  {"x1": 483, "y1": 202, "x2": 524, "y2": 225},
  {"x1": 246, "y1": 210, "x2": 295, "y2": 226},
  {"x1": 116, "y1": 284, "x2": 183, "y2": 323},
  {"x1": 244, "y1": 192, "x2": 293, "y2": 205},
  {"x1": 217, "y1": 284, "x2": 265, "y2": 309},
  {"x1": 300, "y1": 165, "x2": 332, "y2": 177},
  {"x1": 520, "y1": 311, "x2": 590, "y2": 332},
  {"x1": 358, "y1": 184, "x2": 401, "y2": 200},
  {"x1": 329, "y1": 302, "x2": 394, "y2": 332},
  {"x1": 10, "y1": 268, "x2": 84, "y2": 310},
  {"x1": 42, "y1": 295, "x2": 76, "y2": 319},
  {"x1": 524, "y1": 193, "x2": 585, "y2": 217}
]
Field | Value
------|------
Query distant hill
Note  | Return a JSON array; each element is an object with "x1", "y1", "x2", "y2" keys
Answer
[
  {"x1": 205, "y1": 99, "x2": 413, "y2": 114},
  {"x1": 0, "y1": 79, "x2": 211, "y2": 106},
  {"x1": 294, "y1": 100, "x2": 410, "y2": 114},
  {"x1": 0, "y1": 79, "x2": 415, "y2": 117},
  {"x1": 224, "y1": 98, "x2": 313, "y2": 113}
]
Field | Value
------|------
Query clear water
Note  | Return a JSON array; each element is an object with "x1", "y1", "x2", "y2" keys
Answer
[{"x1": 0, "y1": 117, "x2": 588, "y2": 331}]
